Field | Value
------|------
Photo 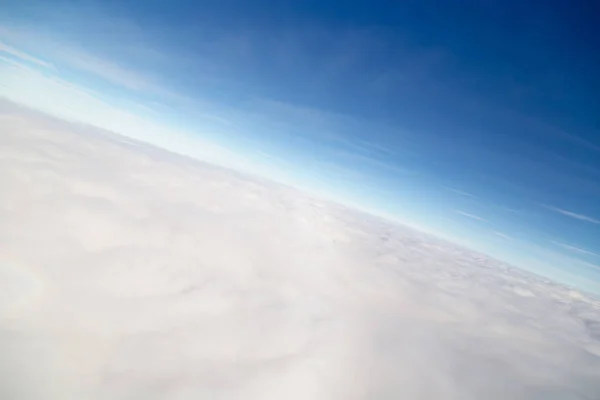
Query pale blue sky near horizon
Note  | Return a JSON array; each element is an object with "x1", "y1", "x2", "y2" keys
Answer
[{"x1": 1, "y1": 0, "x2": 599, "y2": 293}]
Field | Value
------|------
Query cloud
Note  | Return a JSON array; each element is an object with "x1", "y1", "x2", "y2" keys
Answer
[
  {"x1": 544, "y1": 205, "x2": 600, "y2": 224},
  {"x1": 0, "y1": 25, "x2": 173, "y2": 97},
  {"x1": 492, "y1": 231, "x2": 513, "y2": 241},
  {"x1": 551, "y1": 241, "x2": 598, "y2": 257},
  {"x1": 0, "y1": 54, "x2": 39, "y2": 73},
  {"x1": 333, "y1": 150, "x2": 415, "y2": 176},
  {"x1": 0, "y1": 61, "x2": 255, "y2": 176},
  {"x1": 336, "y1": 136, "x2": 400, "y2": 157},
  {"x1": 454, "y1": 210, "x2": 488, "y2": 222},
  {"x1": 444, "y1": 187, "x2": 478, "y2": 198},
  {"x1": 2, "y1": 105, "x2": 599, "y2": 399},
  {"x1": 354, "y1": 139, "x2": 398, "y2": 156},
  {"x1": 0, "y1": 40, "x2": 54, "y2": 69},
  {"x1": 60, "y1": 48, "x2": 161, "y2": 92}
]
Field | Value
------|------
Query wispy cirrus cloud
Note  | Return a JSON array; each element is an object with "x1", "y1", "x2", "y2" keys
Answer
[
  {"x1": 544, "y1": 205, "x2": 600, "y2": 224},
  {"x1": 60, "y1": 49, "x2": 161, "y2": 92},
  {"x1": 444, "y1": 186, "x2": 478, "y2": 198},
  {"x1": 492, "y1": 231, "x2": 513, "y2": 241},
  {"x1": 342, "y1": 137, "x2": 399, "y2": 157},
  {"x1": 0, "y1": 59, "x2": 250, "y2": 173},
  {"x1": 0, "y1": 25, "x2": 173, "y2": 98},
  {"x1": 454, "y1": 210, "x2": 488, "y2": 222},
  {"x1": 551, "y1": 241, "x2": 598, "y2": 257},
  {"x1": 0, "y1": 40, "x2": 54, "y2": 69},
  {"x1": 333, "y1": 149, "x2": 415, "y2": 176}
]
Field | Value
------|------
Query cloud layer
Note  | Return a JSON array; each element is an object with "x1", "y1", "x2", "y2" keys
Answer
[{"x1": 1, "y1": 103, "x2": 600, "y2": 399}]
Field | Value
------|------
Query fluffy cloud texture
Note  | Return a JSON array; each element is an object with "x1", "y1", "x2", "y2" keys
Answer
[{"x1": 1, "y1": 101, "x2": 600, "y2": 399}]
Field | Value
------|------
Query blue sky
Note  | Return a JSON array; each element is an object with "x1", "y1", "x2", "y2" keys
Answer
[{"x1": 1, "y1": 0, "x2": 599, "y2": 292}]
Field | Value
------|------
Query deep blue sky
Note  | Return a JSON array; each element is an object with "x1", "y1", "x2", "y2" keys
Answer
[{"x1": 1, "y1": 0, "x2": 599, "y2": 292}]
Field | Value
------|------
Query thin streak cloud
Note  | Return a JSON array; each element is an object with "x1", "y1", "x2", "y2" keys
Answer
[
  {"x1": 0, "y1": 26, "x2": 171, "y2": 97},
  {"x1": 444, "y1": 186, "x2": 478, "y2": 198},
  {"x1": 551, "y1": 241, "x2": 598, "y2": 257},
  {"x1": 454, "y1": 210, "x2": 488, "y2": 223},
  {"x1": 492, "y1": 231, "x2": 513, "y2": 241},
  {"x1": 544, "y1": 205, "x2": 600, "y2": 224},
  {"x1": 0, "y1": 40, "x2": 54, "y2": 69}
]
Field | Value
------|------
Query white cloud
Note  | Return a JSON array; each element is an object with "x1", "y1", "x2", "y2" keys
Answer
[
  {"x1": 0, "y1": 40, "x2": 54, "y2": 69},
  {"x1": 334, "y1": 135, "x2": 399, "y2": 157},
  {"x1": 0, "y1": 54, "x2": 38, "y2": 73},
  {"x1": 330, "y1": 148, "x2": 415, "y2": 176},
  {"x1": 454, "y1": 210, "x2": 488, "y2": 222},
  {"x1": 444, "y1": 186, "x2": 478, "y2": 198},
  {"x1": 352, "y1": 138, "x2": 398, "y2": 155},
  {"x1": 1, "y1": 105, "x2": 600, "y2": 399},
  {"x1": 544, "y1": 205, "x2": 600, "y2": 224},
  {"x1": 0, "y1": 26, "x2": 172, "y2": 97},
  {"x1": 0, "y1": 59, "x2": 256, "y2": 174},
  {"x1": 492, "y1": 231, "x2": 513, "y2": 241},
  {"x1": 51, "y1": 45, "x2": 174, "y2": 96},
  {"x1": 551, "y1": 241, "x2": 598, "y2": 257}
]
